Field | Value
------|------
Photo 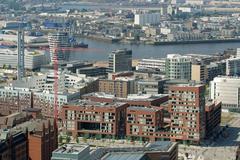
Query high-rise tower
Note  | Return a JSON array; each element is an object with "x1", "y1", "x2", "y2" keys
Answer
[
  {"x1": 17, "y1": 30, "x2": 25, "y2": 80},
  {"x1": 48, "y1": 32, "x2": 70, "y2": 63}
]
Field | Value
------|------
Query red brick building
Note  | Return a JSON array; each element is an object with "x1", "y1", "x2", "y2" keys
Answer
[
  {"x1": 169, "y1": 84, "x2": 206, "y2": 144},
  {"x1": 205, "y1": 101, "x2": 222, "y2": 138},
  {"x1": 61, "y1": 100, "x2": 128, "y2": 139},
  {"x1": 126, "y1": 106, "x2": 164, "y2": 141}
]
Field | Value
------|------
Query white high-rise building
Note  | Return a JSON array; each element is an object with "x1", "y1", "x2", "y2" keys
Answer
[
  {"x1": 165, "y1": 54, "x2": 192, "y2": 80},
  {"x1": 134, "y1": 13, "x2": 161, "y2": 25},
  {"x1": 48, "y1": 32, "x2": 70, "y2": 62},
  {"x1": 210, "y1": 76, "x2": 240, "y2": 110}
]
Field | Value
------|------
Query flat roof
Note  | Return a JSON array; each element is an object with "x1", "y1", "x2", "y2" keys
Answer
[
  {"x1": 68, "y1": 100, "x2": 127, "y2": 108},
  {"x1": 128, "y1": 106, "x2": 161, "y2": 112},
  {"x1": 53, "y1": 144, "x2": 89, "y2": 155},
  {"x1": 101, "y1": 152, "x2": 145, "y2": 160}
]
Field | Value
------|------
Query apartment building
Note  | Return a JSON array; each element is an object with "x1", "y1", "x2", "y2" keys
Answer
[
  {"x1": 99, "y1": 78, "x2": 136, "y2": 98},
  {"x1": 165, "y1": 54, "x2": 192, "y2": 80},
  {"x1": 169, "y1": 84, "x2": 206, "y2": 144},
  {"x1": 138, "y1": 79, "x2": 167, "y2": 95},
  {"x1": 126, "y1": 106, "x2": 164, "y2": 141},
  {"x1": 205, "y1": 101, "x2": 222, "y2": 137},
  {"x1": 61, "y1": 100, "x2": 129, "y2": 139}
]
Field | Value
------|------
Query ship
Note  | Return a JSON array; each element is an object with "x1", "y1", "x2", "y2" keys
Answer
[{"x1": 72, "y1": 42, "x2": 88, "y2": 48}]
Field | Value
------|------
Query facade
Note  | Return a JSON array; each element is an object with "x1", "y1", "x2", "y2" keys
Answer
[
  {"x1": 205, "y1": 101, "x2": 222, "y2": 137},
  {"x1": 166, "y1": 54, "x2": 192, "y2": 80},
  {"x1": 108, "y1": 49, "x2": 132, "y2": 73},
  {"x1": 191, "y1": 62, "x2": 207, "y2": 82},
  {"x1": 210, "y1": 76, "x2": 240, "y2": 110},
  {"x1": 134, "y1": 13, "x2": 161, "y2": 25},
  {"x1": 126, "y1": 106, "x2": 164, "y2": 141},
  {"x1": 98, "y1": 78, "x2": 136, "y2": 98},
  {"x1": 226, "y1": 57, "x2": 240, "y2": 76},
  {"x1": 52, "y1": 141, "x2": 178, "y2": 160},
  {"x1": 136, "y1": 58, "x2": 166, "y2": 73},
  {"x1": 0, "y1": 87, "x2": 32, "y2": 116},
  {"x1": 0, "y1": 113, "x2": 58, "y2": 160},
  {"x1": 0, "y1": 49, "x2": 47, "y2": 70},
  {"x1": 61, "y1": 100, "x2": 128, "y2": 138},
  {"x1": 206, "y1": 61, "x2": 226, "y2": 82},
  {"x1": 0, "y1": 130, "x2": 28, "y2": 160},
  {"x1": 138, "y1": 79, "x2": 166, "y2": 95},
  {"x1": 76, "y1": 66, "x2": 107, "y2": 77},
  {"x1": 169, "y1": 84, "x2": 206, "y2": 144},
  {"x1": 48, "y1": 32, "x2": 70, "y2": 62}
]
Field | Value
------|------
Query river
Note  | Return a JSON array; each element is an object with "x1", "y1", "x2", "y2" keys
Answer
[{"x1": 69, "y1": 38, "x2": 240, "y2": 61}]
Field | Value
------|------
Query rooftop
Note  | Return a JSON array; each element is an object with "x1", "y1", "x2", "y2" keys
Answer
[
  {"x1": 101, "y1": 152, "x2": 145, "y2": 160},
  {"x1": 53, "y1": 144, "x2": 89, "y2": 155},
  {"x1": 68, "y1": 99, "x2": 127, "y2": 108},
  {"x1": 128, "y1": 106, "x2": 162, "y2": 112}
]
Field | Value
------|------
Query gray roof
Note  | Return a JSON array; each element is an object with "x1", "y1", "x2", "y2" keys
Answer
[{"x1": 102, "y1": 152, "x2": 145, "y2": 160}]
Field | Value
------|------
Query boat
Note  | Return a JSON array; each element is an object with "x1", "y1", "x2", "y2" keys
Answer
[{"x1": 72, "y1": 42, "x2": 88, "y2": 48}]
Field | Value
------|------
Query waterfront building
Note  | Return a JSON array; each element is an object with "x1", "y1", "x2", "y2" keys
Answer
[
  {"x1": 48, "y1": 32, "x2": 70, "y2": 62},
  {"x1": 136, "y1": 58, "x2": 166, "y2": 73},
  {"x1": 108, "y1": 49, "x2": 132, "y2": 73},
  {"x1": 0, "y1": 49, "x2": 47, "y2": 70},
  {"x1": 76, "y1": 66, "x2": 107, "y2": 77},
  {"x1": 169, "y1": 84, "x2": 206, "y2": 144},
  {"x1": 134, "y1": 13, "x2": 161, "y2": 25},
  {"x1": 210, "y1": 76, "x2": 240, "y2": 111},
  {"x1": 165, "y1": 54, "x2": 192, "y2": 80}
]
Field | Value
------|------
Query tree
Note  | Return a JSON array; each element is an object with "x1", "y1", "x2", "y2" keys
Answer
[
  {"x1": 58, "y1": 135, "x2": 63, "y2": 144},
  {"x1": 66, "y1": 136, "x2": 71, "y2": 143},
  {"x1": 76, "y1": 137, "x2": 79, "y2": 143}
]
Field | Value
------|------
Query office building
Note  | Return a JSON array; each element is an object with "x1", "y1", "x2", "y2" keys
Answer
[
  {"x1": 134, "y1": 13, "x2": 161, "y2": 25},
  {"x1": 136, "y1": 58, "x2": 166, "y2": 73},
  {"x1": 61, "y1": 100, "x2": 128, "y2": 138},
  {"x1": 108, "y1": 49, "x2": 132, "y2": 73},
  {"x1": 126, "y1": 106, "x2": 164, "y2": 141},
  {"x1": 226, "y1": 57, "x2": 240, "y2": 76},
  {"x1": 76, "y1": 66, "x2": 107, "y2": 77},
  {"x1": 138, "y1": 79, "x2": 166, "y2": 95},
  {"x1": 0, "y1": 49, "x2": 47, "y2": 70},
  {"x1": 99, "y1": 78, "x2": 137, "y2": 98},
  {"x1": 210, "y1": 76, "x2": 240, "y2": 111},
  {"x1": 52, "y1": 141, "x2": 178, "y2": 160},
  {"x1": 165, "y1": 54, "x2": 192, "y2": 80},
  {"x1": 48, "y1": 32, "x2": 70, "y2": 62},
  {"x1": 169, "y1": 84, "x2": 206, "y2": 144},
  {"x1": 206, "y1": 61, "x2": 226, "y2": 82}
]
